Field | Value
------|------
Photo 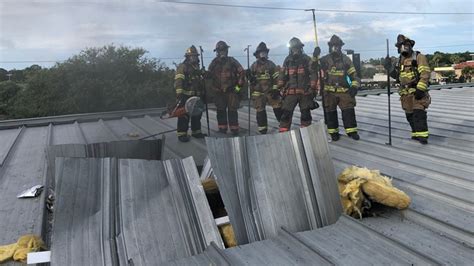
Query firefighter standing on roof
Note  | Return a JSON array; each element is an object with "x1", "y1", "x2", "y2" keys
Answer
[
  {"x1": 386, "y1": 34, "x2": 431, "y2": 144},
  {"x1": 248, "y1": 42, "x2": 283, "y2": 134},
  {"x1": 320, "y1": 35, "x2": 361, "y2": 141},
  {"x1": 174, "y1": 45, "x2": 207, "y2": 142},
  {"x1": 278, "y1": 37, "x2": 318, "y2": 132},
  {"x1": 208, "y1": 41, "x2": 245, "y2": 136}
]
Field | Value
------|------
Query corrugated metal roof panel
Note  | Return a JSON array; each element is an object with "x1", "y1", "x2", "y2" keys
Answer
[
  {"x1": 206, "y1": 121, "x2": 341, "y2": 245},
  {"x1": 0, "y1": 85, "x2": 472, "y2": 264},
  {"x1": 51, "y1": 157, "x2": 221, "y2": 265}
]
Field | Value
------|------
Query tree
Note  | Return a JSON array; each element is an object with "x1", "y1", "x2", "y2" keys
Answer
[
  {"x1": 0, "y1": 68, "x2": 8, "y2": 82},
  {"x1": 3, "y1": 44, "x2": 176, "y2": 119},
  {"x1": 361, "y1": 67, "x2": 377, "y2": 79},
  {"x1": 0, "y1": 81, "x2": 21, "y2": 116}
]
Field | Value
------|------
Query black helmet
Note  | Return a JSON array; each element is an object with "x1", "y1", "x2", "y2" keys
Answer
[
  {"x1": 253, "y1": 42, "x2": 269, "y2": 56},
  {"x1": 185, "y1": 45, "x2": 199, "y2": 57},
  {"x1": 214, "y1": 41, "x2": 230, "y2": 52},
  {"x1": 395, "y1": 34, "x2": 415, "y2": 48},
  {"x1": 288, "y1": 37, "x2": 304, "y2": 49},
  {"x1": 328, "y1": 35, "x2": 344, "y2": 46}
]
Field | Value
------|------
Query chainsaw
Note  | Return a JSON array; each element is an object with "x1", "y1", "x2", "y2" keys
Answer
[{"x1": 160, "y1": 96, "x2": 205, "y2": 119}]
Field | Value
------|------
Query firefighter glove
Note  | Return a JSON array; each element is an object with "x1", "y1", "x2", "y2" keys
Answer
[
  {"x1": 313, "y1": 47, "x2": 321, "y2": 58},
  {"x1": 383, "y1": 56, "x2": 393, "y2": 71},
  {"x1": 234, "y1": 85, "x2": 241, "y2": 94},
  {"x1": 246, "y1": 69, "x2": 256, "y2": 83},
  {"x1": 414, "y1": 88, "x2": 425, "y2": 100},
  {"x1": 349, "y1": 87, "x2": 358, "y2": 97},
  {"x1": 201, "y1": 69, "x2": 210, "y2": 79},
  {"x1": 310, "y1": 96, "x2": 320, "y2": 110}
]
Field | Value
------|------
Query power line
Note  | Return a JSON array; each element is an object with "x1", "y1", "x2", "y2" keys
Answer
[
  {"x1": 1, "y1": 44, "x2": 472, "y2": 64},
  {"x1": 158, "y1": 0, "x2": 474, "y2": 15}
]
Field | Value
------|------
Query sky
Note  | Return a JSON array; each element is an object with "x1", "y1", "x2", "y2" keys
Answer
[{"x1": 0, "y1": 0, "x2": 473, "y2": 70}]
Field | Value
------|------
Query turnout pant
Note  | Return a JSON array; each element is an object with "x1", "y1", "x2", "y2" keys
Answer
[
  {"x1": 177, "y1": 114, "x2": 203, "y2": 136},
  {"x1": 252, "y1": 91, "x2": 283, "y2": 133},
  {"x1": 400, "y1": 92, "x2": 431, "y2": 139},
  {"x1": 279, "y1": 94, "x2": 313, "y2": 132},
  {"x1": 215, "y1": 90, "x2": 241, "y2": 133},
  {"x1": 323, "y1": 91, "x2": 357, "y2": 134}
]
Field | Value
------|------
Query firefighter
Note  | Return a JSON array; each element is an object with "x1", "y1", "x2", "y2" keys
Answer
[
  {"x1": 320, "y1": 35, "x2": 361, "y2": 141},
  {"x1": 385, "y1": 34, "x2": 431, "y2": 144},
  {"x1": 208, "y1": 41, "x2": 245, "y2": 135},
  {"x1": 278, "y1": 37, "x2": 318, "y2": 132},
  {"x1": 174, "y1": 45, "x2": 207, "y2": 142},
  {"x1": 248, "y1": 42, "x2": 283, "y2": 134}
]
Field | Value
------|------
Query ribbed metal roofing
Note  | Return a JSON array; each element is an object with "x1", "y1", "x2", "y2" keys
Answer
[
  {"x1": 0, "y1": 84, "x2": 472, "y2": 264},
  {"x1": 206, "y1": 121, "x2": 342, "y2": 245}
]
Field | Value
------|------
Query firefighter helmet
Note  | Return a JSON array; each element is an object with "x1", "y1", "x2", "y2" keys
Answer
[
  {"x1": 185, "y1": 45, "x2": 199, "y2": 57},
  {"x1": 214, "y1": 41, "x2": 230, "y2": 52},
  {"x1": 288, "y1": 37, "x2": 304, "y2": 48},
  {"x1": 395, "y1": 34, "x2": 415, "y2": 48},
  {"x1": 253, "y1": 42, "x2": 269, "y2": 56},
  {"x1": 328, "y1": 35, "x2": 345, "y2": 46}
]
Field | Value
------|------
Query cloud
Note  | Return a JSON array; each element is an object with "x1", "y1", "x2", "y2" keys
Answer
[{"x1": 0, "y1": 0, "x2": 472, "y2": 70}]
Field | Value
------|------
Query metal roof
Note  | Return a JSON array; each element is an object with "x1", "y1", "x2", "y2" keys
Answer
[
  {"x1": 0, "y1": 84, "x2": 472, "y2": 264},
  {"x1": 206, "y1": 121, "x2": 342, "y2": 245},
  {"x1": 51, "y1": 156, "x2": 222, "y2": 265}
]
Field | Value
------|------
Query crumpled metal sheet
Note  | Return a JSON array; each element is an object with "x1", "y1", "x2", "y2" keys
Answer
[
  {"x1": 17, "y1": 184, "x2": 44, "y2": 198},
  {"x1": 166, "y1": 215, "x2": 452, "y2": 266},
  {"x1": 206, "y1": 120, "x2": 342, "y2": 245},
  {"x1": 51, "y1": 156, "x2": 221, "y2": 266},
  {"x1": 46, "y1": 138, "x2": 164, "y2": 186}
]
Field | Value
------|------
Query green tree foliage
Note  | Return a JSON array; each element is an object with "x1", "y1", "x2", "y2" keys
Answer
[
  {"x1": 0, "y1": 81, "x2": 22, "y2": 116},
  {"x1": 0, "y1": 68, "x2": 8, "y2": 82},
  {"x1": 461, "y1": 66, "x2": 473, "y2": 75},
  {"x1": 361, "y1": 67, "x2": 377, "y2": 79},
  {"x1": 2, "y1": 45, "x2": 175, "y2": 119},
  {"x1": 426, "y1": 51, "x2": 472, "y2": 68}
]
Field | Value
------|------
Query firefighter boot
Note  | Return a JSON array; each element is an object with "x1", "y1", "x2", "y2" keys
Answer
[
  {"x1": 342, "y1": 108, "x2": 359, "y2": 140},
  {"x1": 413, "y1": 109, "x2": 429, "y2": 144},
  {"x1": 256, "y1": 111, "x2": 268, "y2": 134},
  {"x1": 405, "y1": 113, "x2": 416, "y2": 140},
  {"x1": 178, "y1": 135, "x2": 190, "y2": 142},
  {"x1": 279, "y1": 109, "x2": 293, "y2": 132},
  {"x1": 326, "y1": 110, "x2": 340, "y2": 141},
  {"x1": 330, "y1": 133, "x2": 340, "y2": 141}
]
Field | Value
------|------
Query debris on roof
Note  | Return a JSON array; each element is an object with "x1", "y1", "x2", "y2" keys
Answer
[{"x1": 338, "y1": 165, "x2": 411, "y2": 218}]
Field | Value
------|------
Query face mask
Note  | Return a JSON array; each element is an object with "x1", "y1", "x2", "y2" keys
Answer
[
  {"x1": 259, "y1": 51, "x2": 268, "y2": 59},
  {"x1": 189, "y1": 55, "x2": 199, "y2": 64},
  {"x1": 217, "y1": 50, "x2": 228, "y2": 58},
  {"x1": 290, "y1": 47, "x2": 302, "y2": 55},
  {"x1": 400, "y1": 44, "x2": 412, "y2": 56},
  {"x1": 330, "y1": 45, "x2": 341, "y2": 54}
]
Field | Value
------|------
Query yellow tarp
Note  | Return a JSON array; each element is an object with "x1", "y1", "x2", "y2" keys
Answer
[
  {"x1": 0, "y1": 235, "x2": 45, "y2": 263},
  {"x1": 338, "y1": 166, "x2": 411, "y2": 219}
]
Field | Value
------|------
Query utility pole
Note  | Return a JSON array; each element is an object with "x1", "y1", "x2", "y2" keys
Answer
[
  {"x1": 305, "y1": 8, "x2": 327, "y2": 125},
  {"x1": 386, "y1": 39, "x2": 392, "y2": 146},
  {"x1": 244, "y1": 45, "x2": 251, "y2": 136}
]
